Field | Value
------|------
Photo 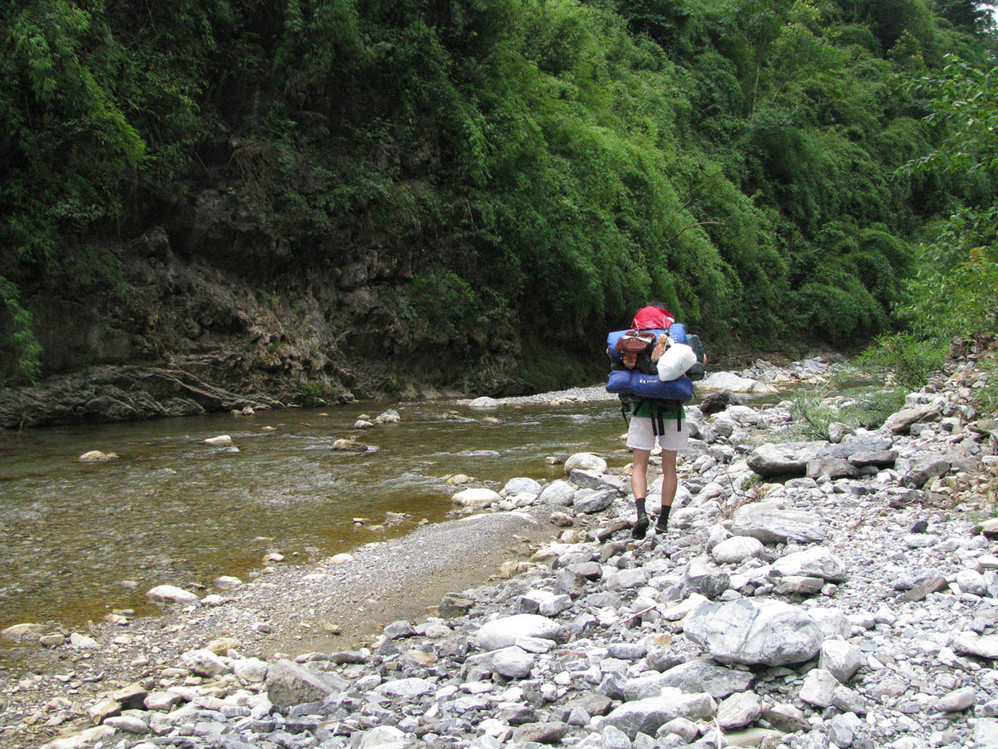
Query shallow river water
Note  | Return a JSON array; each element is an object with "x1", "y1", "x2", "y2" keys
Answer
[{"x1": 0, "y1": 396, "x2": 629, "y2": 632}]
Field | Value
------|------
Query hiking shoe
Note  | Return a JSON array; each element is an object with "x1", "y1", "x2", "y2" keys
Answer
[
  {"x1": 632, "y1": 516, "x2": 649, "y2": 540},
  {"x1": 655, "y1": 516, "x2": 668, "y2": 533}
]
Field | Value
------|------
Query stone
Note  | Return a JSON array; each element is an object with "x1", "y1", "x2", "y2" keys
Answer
[
  {"x1": 1, "y1": 623, "x2": 46, "y2": 642},
  {"x1": 807, "y1": 608, "x2": 853, "y2": 640},
  {"x1": 537, "y1": 480, "x2": 577, "y2": 506},
  {"x1": 700, "y1": 372, "x2": 769, "y2": 393},
  {"x1": 468, "y1": 397, "x2": 499, "y2": 410},
  {"x1": 711, "y1": 536, "x2": 764, "y2": 565},
  {"x1": 683, "y1": 557, "x2": 731, "y2": 599},
  {"x1": 683, "y1": 599, "x2": 823, "y2": 666},
  {"x1": 78, "y1": 450, "x2": 119, "y2": 462},
  {"x1": 439, "y1": 594, "x2": 476, "y2": 618},
  {"x1": 800, "y1": 668, "x2": 839, "y2": 708},
  {"x1": 884, "y1": 403, "x2": 942, "y2": 434},
  {"x1": 730, "y1": 500, "x2": 827, "y2": 544},
  {"x1": 475, "y1": 614, "x2": 562, "y2": 650},
  {"x1": 232, "y1": 657, "x2": 269, "y2": 684},
  {"x1": 762, "y1": 703, "x2": 809, "y2": 733},
  {"x1": 771, "y1": 546, "x2": 848, "y2": 582},
  {"x1": 717, "y1": 691, "x2": 763, "y2": 730},
  {"x1": 492, "y1": 647, "x2": 534, "y2": 679},
  {"x1": 146, "y1": 585, "x2": 200, "y2": 604},
  {"x1": 180, "y1": 648, "x2": 229, "y2": 677},
  {"x1": 375, "y1": 677, "x2": 435, "y2": 698},
  {"x1": 451, "y1": 488, "x2": 501, "y2": 508},
  {"x1": 355, "y1": 725, "x2": 407, "y2": 748},
  {"x1": 602, "y1": 689, "x2": 717, "y2": 740},
  {"x1": 564, "y1": 453, "x2": 608, "y2": 474},
  {"x1": 144, "y1": 691, "x2": 182, "y2": 711},
  {"x1": 829, "y1": 712, "x2": 864, "y2": 748},
  {"x1": 953, "y1": 633, "x2": 998, "y2": 659},
  {"x1": 935, "y1": 686, "x2": 976, "y2": 712},
  {"x1": 264, "y1": 659, "x2": 349, "y2": 709},
  {"x1": 820, "y1": 640, "x2": 863, "y2": 682},
  {"x1": 747, "y1": 442, "x2": 828, "y2": 478},
  {"x1": 623, "y1": 658, "x2": 753, "y2": 700},
  {"x1": 902, "y1": 455, "x2": 953, "y2": 489},
  {"x1": 573, "y1": 489, "x2": 616, "y2": 514},
  {"x1": 69, "y1": 632, "x2": 99, "y2": 649},
  {"x1": 511, "y1": 722, "x2": 570, "y2": 744},
  {"x1": 503, "y1": 476, "x2": 542, "y2": 496},
  {"x1": 900, "y1": 576, "x2": 948, "y2": 602},
  {"x1": 956, "y1": 569, "x2": 988, "y2": 597},
  {"x1": 202, "y1": 434, "x2": 233, "y2": 446},
  {"x1": 806, "y1": 457, "x2": 860, "y2": 480}
]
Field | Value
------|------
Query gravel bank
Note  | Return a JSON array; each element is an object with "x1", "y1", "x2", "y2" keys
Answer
[{"x1": 0, "y1": 505, "x2": 569, "y2": 749}]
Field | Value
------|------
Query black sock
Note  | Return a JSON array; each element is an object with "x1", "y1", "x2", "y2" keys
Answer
[
  {"x1": 633, "y1": 497, "x2": 648, "y2": 539},
  {"x1": 656, "y1": 505, "x2": 671, "y2": 530}
]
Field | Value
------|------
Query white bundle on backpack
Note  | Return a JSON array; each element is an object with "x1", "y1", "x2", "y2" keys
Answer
[{"x1": 657, "y1": 342, "x2": 697, "y2": 381}]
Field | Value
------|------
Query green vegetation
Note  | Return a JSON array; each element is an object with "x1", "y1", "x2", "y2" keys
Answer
[
  {"x1": 864, "y1": 51, "x2": 998, "y2": 388},
  {"x1": 1, "y1": 0, "x2": 996, "y2": 384},
  {"x1": 789, "y1": 377, "x2": 908, "y2": 440}
]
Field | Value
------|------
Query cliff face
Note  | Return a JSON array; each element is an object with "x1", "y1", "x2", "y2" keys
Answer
[{"x1": 0, "y1": 189, "x2": 545, "y2": 428}]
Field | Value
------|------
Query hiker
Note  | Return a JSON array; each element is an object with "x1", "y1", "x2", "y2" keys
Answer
[{"x1": 608, "y1": 302, "x2": 693, "y2": 539}]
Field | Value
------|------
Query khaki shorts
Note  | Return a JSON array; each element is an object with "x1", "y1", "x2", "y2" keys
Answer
[{"x1": 627, "y1": 414, "x2": 689, "y2": 452}]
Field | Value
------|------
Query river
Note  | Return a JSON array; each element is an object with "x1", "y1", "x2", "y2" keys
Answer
[{"x1": 0, "y1": 395, "x2": 629, "y2": 633}]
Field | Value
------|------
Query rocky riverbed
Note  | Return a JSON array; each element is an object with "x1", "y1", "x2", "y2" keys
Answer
[{"x1": 3, "y1": 352, "x2": 998, "y2": 749}]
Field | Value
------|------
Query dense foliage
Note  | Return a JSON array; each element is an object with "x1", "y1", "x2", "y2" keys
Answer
[
  {"x1": 1, "y1": 0, "x2": 996, "y2": 384},
  {"x1": 863, "y1": 50, "x2": 998, "y2": 391}
]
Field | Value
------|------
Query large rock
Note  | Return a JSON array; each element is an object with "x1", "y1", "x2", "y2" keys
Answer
[
  {"x1": 537, "y1": 480, "x2": 577, "y2": 506},
  {"x1": 0, "y1": 365, "x2": 280, "y2": 429},
  {"x1": 623, "y1": 658, "x2": 754, "y2": 700},
  {"x1": 450, "y1": 488, "x2": 501, "y2": 508},
  {"x1": 564, "y1": 453, "x2": 607, "y2": 474},
  {"x1": 700, "y1": 372, "x2": 773, "y2": 393},
  {"x1": 730, "y1": 500, "x2": 827, "y2": 544},
  {"x1": 502, "y1": 477, "x2": 542, "y2": 496},
  {"x1": 884, "y1": 403, "x2": 942, "y2": 434},
  {"x1": 265, "y1": 659, "x2": 349, "y2": 708},
  {"x1": 771, "y1": 547, "x2": 848, "y2": 582},
  {"x1": 902, "y1": 451, "x2": 963, "y2": 489},
  {"x1": 748, "y1": 442, "x2": 828, "y2": 478},
  {"x1": 475, "y1": 614, "x2": 563, "y2": 650},
  {"x1": 711, "y1": 536, "x2": 764, "y2": 565},
  {"x1": 683, "y1": 599, "x2": 824, "y2": 666},
  {"x1": 602, "y1": 689, "x2": 717, "y2": 740},
  {"x1": 146, "y1": 585, "x2": 200, "y2": 604}
]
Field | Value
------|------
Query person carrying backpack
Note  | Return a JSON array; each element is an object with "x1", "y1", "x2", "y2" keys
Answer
[{"x1": 607, "y1": 302, "x2": 701, "y2": 539}]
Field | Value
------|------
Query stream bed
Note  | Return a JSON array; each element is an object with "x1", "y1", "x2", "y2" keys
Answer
[{"x1": 0, "y1": 395, "x2": 629, "y2": 632}]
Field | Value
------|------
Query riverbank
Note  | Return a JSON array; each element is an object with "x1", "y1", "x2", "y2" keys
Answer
[{"x1": 4, "y1": 352, "x2": 997, "y2": 749}]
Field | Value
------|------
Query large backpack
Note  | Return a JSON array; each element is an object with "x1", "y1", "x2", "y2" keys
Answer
[{"x1": 605, "y1": 307, "x2": 706, "y2": 403}]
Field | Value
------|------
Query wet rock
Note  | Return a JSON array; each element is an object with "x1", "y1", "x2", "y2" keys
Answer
[
  {"x1": 450, "y1": 488, "x2": 501, "y2": 508},
  {"x1": 78, "y1": 450, "x2": 119, "y2": 462},
  {"x1": 145, "y1": 585, "x2": 200, "y2": 604}
]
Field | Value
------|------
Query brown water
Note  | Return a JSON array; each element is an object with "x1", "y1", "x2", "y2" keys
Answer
[{"x1": 0, "y1": 397, "x2": 626, "y2": 632}]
